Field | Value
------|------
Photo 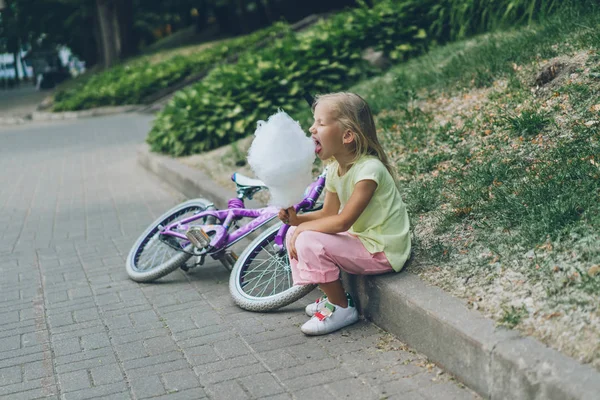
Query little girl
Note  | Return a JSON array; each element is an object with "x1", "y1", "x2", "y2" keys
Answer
[{"x1": 278, "y1": 92, "x2": 411, "y2": 336}]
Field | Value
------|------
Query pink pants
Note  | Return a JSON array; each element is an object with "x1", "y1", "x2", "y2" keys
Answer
[{"x1": 286, "y1": 226, "x2": 394, "y2": 285}]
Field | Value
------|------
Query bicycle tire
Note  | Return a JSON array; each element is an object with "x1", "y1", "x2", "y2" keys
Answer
[
  {"x1": 126, "y1": 199, "x2": 211, "y2": 282},
  {"x1": 229, "y1": 223, "x2": 316, "y2": 311}
]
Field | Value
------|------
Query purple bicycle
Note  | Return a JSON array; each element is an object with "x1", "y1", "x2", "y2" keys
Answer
[{"x1": 126, "y1": 168, "x2": 326, "y2": 311}]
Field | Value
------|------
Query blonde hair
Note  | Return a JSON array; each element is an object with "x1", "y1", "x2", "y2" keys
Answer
[{"x1": 313, "y1": 92, "x2": 395, "y2": 177}]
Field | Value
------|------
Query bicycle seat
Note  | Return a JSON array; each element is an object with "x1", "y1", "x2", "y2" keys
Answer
[{"x1": 231, "y1": 173, "x2": 267, "y2": 189}]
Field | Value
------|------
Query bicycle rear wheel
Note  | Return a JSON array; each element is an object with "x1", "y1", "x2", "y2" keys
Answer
[
  {"x1": 229, "y1": 223, "x2": 316, "y2": 311},
  {"x1": 126, "y1": 199, "x2": 210, "y2": 282}
]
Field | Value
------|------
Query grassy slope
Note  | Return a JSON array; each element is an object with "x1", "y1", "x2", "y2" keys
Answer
[{"x1": 350, "y1": 6, "x2": 599, "y2": 368}]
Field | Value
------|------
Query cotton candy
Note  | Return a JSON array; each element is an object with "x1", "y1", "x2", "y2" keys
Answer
[{"x1": 247, "y1": 110, "x2": 316, "y2": 208}]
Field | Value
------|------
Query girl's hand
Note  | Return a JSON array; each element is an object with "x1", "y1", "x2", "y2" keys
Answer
[
  {"x1": 278, "y1": 207, "x2": 298, "y2": 226},
  {"x1": 288, "y1": 224, "x2": 305, "y2": 260}
]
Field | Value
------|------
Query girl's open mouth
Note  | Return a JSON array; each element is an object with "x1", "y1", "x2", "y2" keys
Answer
[{"x1": 314, "y1": 138, "x2": 322, "y2": 154}]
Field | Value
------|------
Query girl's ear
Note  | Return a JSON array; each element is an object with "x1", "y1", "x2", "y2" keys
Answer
[{"x1": 342, "y1": 130, "x2": 355, "y2": 145}]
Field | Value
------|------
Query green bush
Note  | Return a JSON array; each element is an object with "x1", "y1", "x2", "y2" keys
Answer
[
  {"x1": 52, "y1": 23, "x2": 289, "y2": 111},
  {"x1": 149, "y1": 0, "x2": 579, "y2": 156},
  {"x1": 148, "y1": 0, "x2": 430, "y2": 156}
]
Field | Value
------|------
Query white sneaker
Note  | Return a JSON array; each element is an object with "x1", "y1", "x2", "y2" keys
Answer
[
  {"x1": 305, "y1": 292, "x2": 354, "y2": 317},
  {"x1": 301, "y1": 302, "x2": 359, "y2": 336},
  {"x1": 305, "y1": 295, "x2": 328, "y2": 317}
]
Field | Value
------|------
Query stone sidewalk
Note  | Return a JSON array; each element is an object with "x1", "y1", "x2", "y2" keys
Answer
[{"x1": 0, "y1": 114, "x2": 478, "y2": 399}]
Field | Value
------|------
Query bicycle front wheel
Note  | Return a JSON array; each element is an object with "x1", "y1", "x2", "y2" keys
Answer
[
  {"x1": 229, "y1": 223, "x2": 316, "y2": 311},
  {"x1": 126, "y1": 199, "x2": 210, "y2": 282}
]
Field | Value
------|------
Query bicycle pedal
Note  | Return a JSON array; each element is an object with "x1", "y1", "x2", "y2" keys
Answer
[{"x1": 185, "y1": 227, "x2": 211, "y2": 249}]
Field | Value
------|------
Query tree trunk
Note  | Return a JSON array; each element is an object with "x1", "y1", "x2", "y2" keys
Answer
[
  {"x1": 19, "y1": 52, "x2": 28, "y2": 81},
  {"x1": 12, "y1": 50, "x2": 20, "y2": 84},
  {"x1": 92, "y1": 6, "x2": 104, "y2": 67},
  {"x1": 96, "y1": 0, "x2": 119, "y2": 68},
  {"x1": 194, "y1": 0, "x2": 209, "y2": 33},
  {"x1": 235, "y1": 0, "x2": 249, "y2": 33},
  {"x1": 115, "y1": 0, "x2": 136, "y2": 58},
  {"x1": 255, "y1": 0, "x2": 273, "y2": 25}
]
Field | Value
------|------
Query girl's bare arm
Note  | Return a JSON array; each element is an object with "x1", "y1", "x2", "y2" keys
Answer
[
  {"x1": 278, "y1": 191, "x2": 340, "y2": 225},
  {"x1": 287, "y1": 180, "x2": 377, "y2": 260},
  {"x1": 298, "y1": 180, "x2": 376, "y2": 233}
]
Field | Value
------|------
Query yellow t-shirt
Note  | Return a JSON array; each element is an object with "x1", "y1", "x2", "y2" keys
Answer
[{"x1": 325, "y1": 156, "x2": 411, "y2": 272}]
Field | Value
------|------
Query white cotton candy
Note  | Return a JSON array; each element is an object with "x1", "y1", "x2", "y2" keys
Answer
[{"x1": 247, "y1": 110, "x2": 316, "y2": 208}]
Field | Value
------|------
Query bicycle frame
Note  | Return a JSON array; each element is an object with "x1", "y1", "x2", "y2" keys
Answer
[{"x1": 159, "y1": 169, "x2": 327, "y2": 257}]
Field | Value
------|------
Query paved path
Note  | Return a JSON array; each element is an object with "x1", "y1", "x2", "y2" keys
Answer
[
  {"x1": 0, "y1": 115, "x2": 479, "y2": 400},
  {"x1": 0, "y1": 85, "x2": 50, "y2": 118}
]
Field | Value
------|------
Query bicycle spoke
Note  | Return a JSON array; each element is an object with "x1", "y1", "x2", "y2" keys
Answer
[
  {"x1": 264, "y1": 269, "x2": 288, "y2": 296},
  {"x1": 236, "y1": 226, "x2": 299, "y2": 301},
  {"x1": 243, "y1": 252, "x2": 281, "y2": 291},
  {"x1": 249, "y1": 262, "x2": 287, "y2": 296},
  {"x1": 242, "y1": 257, "x2": 278, "y2": 290},
  {"x1": 256, "y1": 268, "x2": 285, "y2": 297},
  {"x1": 146, "y1": 237, "x2": 162, "y2": 270}
]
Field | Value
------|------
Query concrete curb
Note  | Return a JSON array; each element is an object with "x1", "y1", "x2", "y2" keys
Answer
[
  {"x1": 137, "y1": 144, "x2": 600, "y2": 400},
  {"x1": 0, "y1": 105, "x2": 142, "y2": 126}
]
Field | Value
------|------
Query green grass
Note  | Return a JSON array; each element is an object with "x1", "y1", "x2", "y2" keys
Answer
[
  {"x1": 349, "y1": 2, "x2": 600, "y2": 321},
  {"x1": 499, "y1": 305, "x2": 528, "y2": 328},
  {"x1": 502, "y1": 110, "x2": 553, "y2": 137},
  {"x1": 355, "y1": 3, "x2": 600, "y2": 115}
]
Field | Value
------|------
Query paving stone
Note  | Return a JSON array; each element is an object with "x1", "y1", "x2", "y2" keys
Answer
[
  {"x1": 161, "y1": 369, "x2": 202, "y2": 392},
  {"x1": 205, "y1": 380, "x2": 249, "y2": 400},
  {"x1": 147, "y1": 388, "x2": 208, "y2": 400},
  {"x1": 417, "y1": 379, "x2": 478, "y2": 399},
  {"x1": 0, "y1": 320, "x2": 36, "y2": 336},
  {"x1": 293, "y1": 386, "x2": 335, "y2": 398},
  {"x1": 80, "y1": 332, "x2": 111, "y2": 350},
  {"x1": 143, "y1": 336, "x2": 178, "y2": 355},
  {"x1": 282, "y1": 368, "x2": 351, "y2": 391},
  {"x1": 0, "y1": 335, "x2": 21, "y2": 352},
  {"x1": 129, "y1": 375, "x2": 166, "y2": 399},
  {"x1": 0, "y1": 365, "x2": 22, "y2": 385},
  {"x1": 22, "y1": 360, "x2": 53, "y2": 381},
  {"x1": 110, "y1": 327, "x2": 169, "y2": 346},
  {"x1": 126, "y1": 360, "x2": 191, "y2": 380},
  {"x1": 386, "y1": 391, "x2": 428, "y2": 400},
  {"x1": 55, "y1": 356, "x2": 118, "y2": 375},
  {"x1": 238, "y1": 372, "x2": 285, "y2": 397},
  {"x1": 89, "y1": 365, "x2": 124, "y2": 386},
  {"x1": 273, "y1": 357, "x2": 339, "y2": 381},
  {"x1": 202, "y1": 362, "x2": 268, "y2": 385},
  {"x1": 184, "y1": 344, "x2": 222, "y2": 367},
  {"x1": 72, "y1": 309, "x2": 100, "y2": 324},
  {"x1": 113, "y1": 341, "x2": 148, "y2": 361},
  {"x1": 122, "y1": 351, "x2": 182, "y2": 370},
  {"x1": 193, "y1": 354, "x2": 257, "y2": 377},
  {"x1": 212, "y1": 337, "x2": 250, "y2": 359},
  {"x1": 54, "y1": 347, "x2": 114, "y2": 366},
  {"x1": 256, "y1": 348, "x2": 302, "y2": 370},
  {"x1": 0, "y1": 311, "x2": 20, "y2": 324},
  {"x1": 52, "y1": 338, "x2": 82, "y2": 357},
  {"x1": 326, "y1": 377, "x2": 380, "y2": 399},
  {"x1": 176, "y1": 326, "x2": 232, "y2": 348},
  {"x1": 0, "y1": 352, "x2": 45, "y2": 369},
  {"x1": 61, "y1": 382, "x2": 128, "y2": 400},
  {"x1": 0, "y1": 378, "x2": 44, "y2": 397},
  {"x1": 58, "y1": 370, "x2": 91, "y2": 393}
]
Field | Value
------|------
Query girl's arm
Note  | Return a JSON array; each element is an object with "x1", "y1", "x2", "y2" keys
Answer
[
  {"x1": 288, "y1": 180, "x2": 377, "y2": 259},
  {"x1": 278, "y1": 190, "x2": 340, "y2": 225}
]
